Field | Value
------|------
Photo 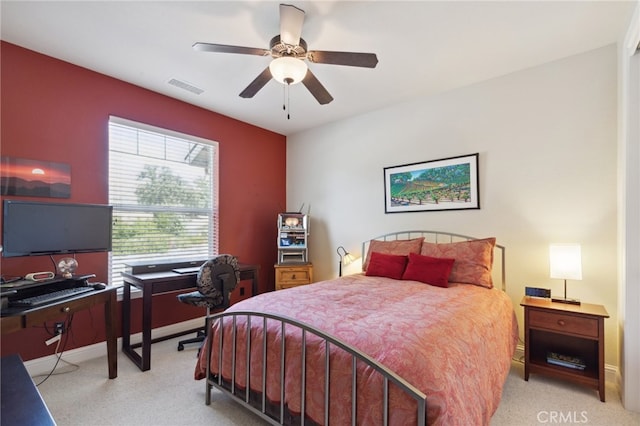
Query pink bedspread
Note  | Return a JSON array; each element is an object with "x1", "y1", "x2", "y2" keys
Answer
[{"x1": 195, "y1": 274, "x2": 518, "y2": 425}]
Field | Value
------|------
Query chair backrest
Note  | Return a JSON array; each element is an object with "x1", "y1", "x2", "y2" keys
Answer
[{"x1": 197, "y1": 254, "x2": 240, "y2": 309}]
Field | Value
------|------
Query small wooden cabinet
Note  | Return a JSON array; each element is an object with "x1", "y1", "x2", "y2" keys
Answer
[
  {"x1": 275, "y1": 264, "x2": 313, "y2": 290},
  {"x1": 521, "y1": 297, "x2": 609, "y2": 401}
]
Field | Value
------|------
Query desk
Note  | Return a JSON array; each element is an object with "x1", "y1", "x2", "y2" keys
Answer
[
  {"x1": 122, "y1": 263, "x2": 259, "y2": 371},
  {"x1": 1, "y1": 354, "x2": 55, "y2": 426},
  {"x1": 0, "y1": 287, "x2": 118, "y2": 379}
]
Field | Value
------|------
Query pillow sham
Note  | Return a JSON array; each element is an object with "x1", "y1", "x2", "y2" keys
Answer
[
  {"x1": 363, "y1": 237, "x2": 424, "y2": 271},
  {"x1": 364, "y1": 252, "x2": 408, "y2": 280},
  {"x1": 402, "y1": 253, "x2": 455, "y2": 288},
  {"x1": 420, "y1": 237, "x2": 496, "y2": 288}
]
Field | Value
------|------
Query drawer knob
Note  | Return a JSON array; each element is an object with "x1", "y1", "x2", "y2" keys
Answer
[
  {"x1": 63, "y1": 307, "x2": 70, "y2": 313},
  {"x1": 557, "y1": 319, "x2": 565, "y2": 326},
  {"x1": 292, "y1": 274, "x2": 296, "y2": 279}
]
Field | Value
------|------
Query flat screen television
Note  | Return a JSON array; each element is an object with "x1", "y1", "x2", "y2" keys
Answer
[{"x1": 2, "y1": 200, "x2": 113, "y2": 257}]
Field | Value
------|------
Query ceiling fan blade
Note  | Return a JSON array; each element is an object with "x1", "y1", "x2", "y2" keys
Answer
[
  {"x1": 239, "y1": 67, "x2": 273, "y2": 98},
  {"x1": 307, "y1": 51, "x2": 378, "y2": 68},
  {"x1": 302, "y1": 69, "x2": 333, "y2": 105},
  {"x1": 193, "y1": 42, "x2": 270, "y2": 56},
  {"x1": 280, "y1": 4, "x2": 305, "y2": 46}
]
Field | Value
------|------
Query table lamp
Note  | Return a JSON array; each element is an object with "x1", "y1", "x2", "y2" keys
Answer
[
  {"x1": 336, "y1": 246, "x2": 355, "y2": 277},
  {"x1": 549, "y1": 243, "x2": 582, "y2": 305}
]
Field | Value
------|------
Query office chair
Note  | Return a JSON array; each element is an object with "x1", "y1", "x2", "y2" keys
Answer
[{"x1": 176, "y1": 254, "x2": 240, "y2": 351}]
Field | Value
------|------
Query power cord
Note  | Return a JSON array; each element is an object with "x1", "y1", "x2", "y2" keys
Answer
[
  {"x1": 34, "y1": 314, "x2": 79, "y2": 386},
  {"x1": 49, "y1": 254, "x2": 57, "y2": 272}
]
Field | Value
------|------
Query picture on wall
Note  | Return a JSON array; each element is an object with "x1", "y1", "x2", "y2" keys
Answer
[
  {"x1": 1, "y1": 157, "x2": 71, "y2": 198},
  {"x1": 384, "y1": 153, "x2": 479, "y2": 213}
]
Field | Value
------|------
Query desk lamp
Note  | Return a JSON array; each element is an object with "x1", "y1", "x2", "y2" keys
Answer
[
  {"x1": 336, "y1": 246, "x2": 355, "y2": 277},
  {"x1": 549, "y1": 243, "x2": 582, "y2": 305}
]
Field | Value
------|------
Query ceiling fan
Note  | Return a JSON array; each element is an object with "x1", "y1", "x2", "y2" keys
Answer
[{"x1": 193, "y1": 3, "x2": 378, "y2": 105}]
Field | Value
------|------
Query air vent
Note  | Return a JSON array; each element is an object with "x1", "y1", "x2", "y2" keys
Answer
[{"x1": 168, "y1": 78, "x2": 204, "y2": 95}]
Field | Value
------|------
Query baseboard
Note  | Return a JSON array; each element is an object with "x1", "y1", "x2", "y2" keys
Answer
[
  {"x1": 514, "y1": 344, "x2": 618, "y2": 386},
  {"x1": 514, "y1": 343, "x2": 525, "y2": 363},
  {"x1": 23, "y1": 317, "x2": 204, "y2": 377}
]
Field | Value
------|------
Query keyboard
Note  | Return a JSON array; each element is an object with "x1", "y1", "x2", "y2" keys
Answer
[{"x1": 9, "y1": 286, "x2": 95, "y2": 307}]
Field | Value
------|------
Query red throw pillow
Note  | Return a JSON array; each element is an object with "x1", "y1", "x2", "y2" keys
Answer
[
  {"x1": 365, "y1": 252, "x2": 408, "y2": 280},
  {"x1": 402, "y1": 252, "x2": 455, "y2": 287}
]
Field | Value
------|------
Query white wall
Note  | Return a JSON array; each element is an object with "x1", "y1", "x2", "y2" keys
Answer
[
  {"x1": 287, "y1": 45, "x2": 619, "y2": 366},
  {"x1": 618, "y1": 1, "x2": 640, "y2": 411}
]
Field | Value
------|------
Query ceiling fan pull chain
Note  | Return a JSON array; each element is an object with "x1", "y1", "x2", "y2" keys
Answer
[
  {"x1": 282, "y1": 84, "x2": 286, "y2": 112},
  {"x1": 287, "y1": 82, "x2": 291, "y2": 120},
  {"x1": 281, "y1": 81, "x2": 292, "y2": 120}
]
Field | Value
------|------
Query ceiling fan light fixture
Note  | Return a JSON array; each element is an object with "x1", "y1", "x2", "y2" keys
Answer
[{"x1": 269, "y1": 57, "x2": 307, "y2": 85}]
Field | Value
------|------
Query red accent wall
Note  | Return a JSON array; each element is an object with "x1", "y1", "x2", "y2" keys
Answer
[{"x1": 0, "y1": 42, "x2": 286, "y2": 361}]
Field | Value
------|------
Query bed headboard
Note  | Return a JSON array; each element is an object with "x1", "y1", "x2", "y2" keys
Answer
[{"x1": 362, "y1": 230, "x2": 506, "y2": 291}]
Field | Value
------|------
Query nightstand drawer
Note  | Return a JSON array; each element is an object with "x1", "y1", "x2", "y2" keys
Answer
[
  {"x1": 529, "y1": 310, "x2": 598, "y2": 338},
  {"x1": 277, "y1": 267, "x2": 312, "y2": 284}
]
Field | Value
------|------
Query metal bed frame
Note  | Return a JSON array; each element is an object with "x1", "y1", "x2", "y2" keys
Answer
[
  {"x1": 203, "y1": 231, "x2": 506, "y2": 425},
  {"x1": 204, "y1": 311, "x2": 427, "y2": 425}
]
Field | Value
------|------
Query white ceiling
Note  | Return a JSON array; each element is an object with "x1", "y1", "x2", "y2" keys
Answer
[{"x1": 1, "y1": 1, "x2": 635, "y2": 136}]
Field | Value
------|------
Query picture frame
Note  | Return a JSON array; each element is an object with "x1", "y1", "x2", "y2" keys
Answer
[
  {"x1": 384, "y1": 153, "x2": 479, "y2": 213},
  {"x1": 1, "y1": 157, "x2": 71, "y2": 198}
]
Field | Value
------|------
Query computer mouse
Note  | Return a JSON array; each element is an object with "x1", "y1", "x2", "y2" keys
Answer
[{"x1": 92, "y1": 283, "x2": 106, "y2": 290}]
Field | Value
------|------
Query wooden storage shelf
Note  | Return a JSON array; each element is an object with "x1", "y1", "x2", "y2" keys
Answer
[
  {"x1": 529, "y1": 359, "x2": 598, "y2": 381},
  {"x1": 277, "y1": 213, "x2": 309, "y2": 264}
]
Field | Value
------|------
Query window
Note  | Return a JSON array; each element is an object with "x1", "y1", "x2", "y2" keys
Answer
[{"x1": 108, "y1": 117, "x2": 218, "y2": 286}]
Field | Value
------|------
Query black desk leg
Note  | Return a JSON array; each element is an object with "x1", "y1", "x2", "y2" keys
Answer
[
  {"x1": 122, "y1": 281, "x2": 131, "y2": 353},
  {"x1": 121, "y1": 280, "x2": 144, "y2": 370},
  {"x1": 252, "y1": 273, "x2": 258, "y2": 297},
  {"x1": 141, "y1": 285, "x2": 152, "y2": 371},
  {"x1": 121, "y1": 281, "x2": 152, "y2": 371},
  {"x1": 238, "y1": 267, "x2": 259, "y2": 297},
  {"x1": 105, "y1": 290, "x2": 118, "y2": 379}
]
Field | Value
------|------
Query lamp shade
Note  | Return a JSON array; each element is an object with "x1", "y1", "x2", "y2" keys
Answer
[
  {"x1": 549, "y1": 244, "x2": 582, "y2": 280},
  {"x1": 343, "y1": 252, "x2": 356, "y2": 266},
  {"x1": 269, "y1": 57, "x2": 308, "y2": 85}
]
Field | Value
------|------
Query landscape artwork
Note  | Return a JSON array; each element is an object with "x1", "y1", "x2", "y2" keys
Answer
[
  {"x1": 1, "y1": 157, "x2": 71, "y2": 198},
  {"x1": 384, "y1": 153, "x2": 479, "y2": 213}
]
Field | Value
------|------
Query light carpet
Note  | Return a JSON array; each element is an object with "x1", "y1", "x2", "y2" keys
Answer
[{"x1": 33, "y1": 337, "x2": 640, "y2": 425}]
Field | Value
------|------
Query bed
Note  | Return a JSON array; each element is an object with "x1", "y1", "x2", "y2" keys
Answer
[{"x1": 194, "y1": 231, "x2": 518, "y2": 425}]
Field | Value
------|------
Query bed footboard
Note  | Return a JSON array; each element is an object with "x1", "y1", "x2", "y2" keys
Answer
[{"x1": 204, "y1": 310, "x2": 427, "y2": 426}]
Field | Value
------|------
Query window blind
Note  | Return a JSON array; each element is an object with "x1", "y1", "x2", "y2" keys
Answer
[{"x1": 108, "y1": 117, "x2": 218, "y2": 286}]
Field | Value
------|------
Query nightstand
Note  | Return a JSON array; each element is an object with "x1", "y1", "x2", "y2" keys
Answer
[
  {"x1": 274, "y1": 263, "x2": 313, "y2": 290},
  {"x1": 520, "y1": 297, "x2": 609, "y2": 401}
]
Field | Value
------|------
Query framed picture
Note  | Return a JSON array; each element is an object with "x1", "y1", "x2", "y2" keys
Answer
[
  {"x1": 384, "y1": 153, "x2": 479, "y2": 213},
  {"x1": 1, "y1": 157, "x2": 71, "y2": 198}
]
